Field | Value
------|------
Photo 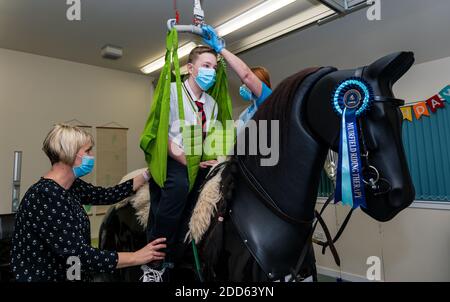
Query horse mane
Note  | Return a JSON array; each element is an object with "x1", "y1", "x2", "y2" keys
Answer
[{"x1": 253, "y1": 66, "x2": 320, "y2": 128}]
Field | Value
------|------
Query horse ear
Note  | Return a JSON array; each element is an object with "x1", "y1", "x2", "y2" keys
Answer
[{"x1": 365, "y1": 52, "x2": 415, "y2": 89}]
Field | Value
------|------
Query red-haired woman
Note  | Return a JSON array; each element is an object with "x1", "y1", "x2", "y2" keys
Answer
[{"x1": 201, "y1": 25, "x2": 273, "y2": 133}]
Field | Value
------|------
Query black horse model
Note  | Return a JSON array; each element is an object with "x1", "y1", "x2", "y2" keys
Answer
[{"x1": 98, "y1": 52, "x2": 415, "y2": 282}]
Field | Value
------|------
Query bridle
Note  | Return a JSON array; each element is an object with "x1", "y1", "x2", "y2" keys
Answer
[{"x1": 354, "y1": 67, "x2": 405, "y2": 197}]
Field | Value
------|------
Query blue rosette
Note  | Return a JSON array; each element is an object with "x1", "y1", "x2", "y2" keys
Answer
[{"x1": 332, "y1": 78, "x2": 374, "y2": 209}]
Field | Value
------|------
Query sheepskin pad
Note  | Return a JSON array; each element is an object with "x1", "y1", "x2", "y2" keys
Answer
[{"x1": 114, "y1": 165, "x2": 225, "y2": 244}]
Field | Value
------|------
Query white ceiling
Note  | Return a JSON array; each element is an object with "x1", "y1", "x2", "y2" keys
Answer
[{"x1": 0, "y1": 0, "x2": 326, "y2": 74}]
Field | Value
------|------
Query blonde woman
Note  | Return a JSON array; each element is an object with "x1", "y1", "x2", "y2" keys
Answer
[{"x1": 11, "y1": 124, "x2": 166, "y2": 282}]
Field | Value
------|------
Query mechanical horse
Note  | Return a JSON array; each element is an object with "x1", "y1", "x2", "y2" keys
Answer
[{"x1": 97, "y1": 52, "x2": 415, "y2": 282}]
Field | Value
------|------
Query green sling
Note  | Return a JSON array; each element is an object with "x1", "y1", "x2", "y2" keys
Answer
[
  {"x1": 202, "y1": 57, "x2": 235, "y2": 161},
  {"x1": 140, "y1": 28, "x2": 234, "y2": 191}
]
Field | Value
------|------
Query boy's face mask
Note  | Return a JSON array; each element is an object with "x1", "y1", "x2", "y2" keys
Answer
[
  {"x1": 195, "y1": 67, "x2": 216, "y2": 91},
  {"x1": 73, "y1": 154, "x2": 95, "y2": 178},
  {"x1": 239, "y1": 85, "x2": 253, "y2": 102}
]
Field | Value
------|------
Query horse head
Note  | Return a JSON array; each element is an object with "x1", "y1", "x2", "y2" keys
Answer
[{"x1": 307, "y1": 51, "x2": 416, "y2": 221}]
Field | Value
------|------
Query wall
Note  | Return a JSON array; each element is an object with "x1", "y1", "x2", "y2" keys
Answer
[{"x1": 0, "y1": 48, "x2": 153, "y2": 225}]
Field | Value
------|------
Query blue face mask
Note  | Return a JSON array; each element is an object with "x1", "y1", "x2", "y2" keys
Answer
[
  {"x1": 239, "y1": 85, "x2": 253, "y2": 102},
  {"x1": 73, "y1": 155, "x2": 95, "y2": 178},
  {"x1": 195, "y1": 67, "x2": 216, "y2": 91}
]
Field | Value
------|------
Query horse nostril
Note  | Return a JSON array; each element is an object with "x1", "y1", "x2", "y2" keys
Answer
[{"x1": 388, "y1": 188, "x2": 405, "y2": 208}]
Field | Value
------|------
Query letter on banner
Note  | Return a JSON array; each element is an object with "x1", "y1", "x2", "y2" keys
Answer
[
  {"x1": 439, "y1": 85, "x2": 450, "y2": 102},
  {"x1": 413, "y1": 102, "x2": 430, "y2": 120},
  {"x1": 400, "y1": 106, "x2": 413, "y2": 122},
  {"x1": 426, "y1": 95, "x2": 445, "y2": 113}
]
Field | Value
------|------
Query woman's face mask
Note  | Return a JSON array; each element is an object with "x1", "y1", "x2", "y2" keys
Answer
[
  {"x1": 194, "y1": 67, "x2": 216, "y2": 91},
  {"x1": 73, "y1": 154, "x2": 95, "y2": 178},
  {"x1": 239, "y1": 85, "x2": 253, "y2": 102}
]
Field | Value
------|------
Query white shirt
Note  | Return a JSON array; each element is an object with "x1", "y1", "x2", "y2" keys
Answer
[{"x1": 169, "y1": 80, "x2": 218, "y2": 150}]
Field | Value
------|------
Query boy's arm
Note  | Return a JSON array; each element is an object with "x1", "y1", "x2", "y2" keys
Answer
[
  {"x1": 168, "y1": 84, "x2": 187, "y2": 166},
  {"x1": 168, "y1": 138, "x2": 187, "y2": 166}
]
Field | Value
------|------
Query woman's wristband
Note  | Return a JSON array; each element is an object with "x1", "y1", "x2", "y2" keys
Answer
[{"x1": 142, "y1": 169, "x2": 150, "y2": 182}]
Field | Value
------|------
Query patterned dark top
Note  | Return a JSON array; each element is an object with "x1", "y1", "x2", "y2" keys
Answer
[{"x1": 10, "y1": 177, "x2": 134, "y2": 282}]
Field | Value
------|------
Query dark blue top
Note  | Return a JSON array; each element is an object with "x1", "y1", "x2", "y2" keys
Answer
[{"x1": 10, "y1": 177, "x2": 134, "y2": 282}]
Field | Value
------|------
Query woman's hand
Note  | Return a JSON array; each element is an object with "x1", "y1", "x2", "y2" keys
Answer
[
  {"x1": 200, "y1": 160, "x2": 218, "y2": 169},
  {"x1": 117, "y1": 238, "x2": 167, "y2": 269},
  {"x1": 133, "y1": 238, "x2": 167, "y2": 265},
  {"x1": 132, "y1": 169, "x2": 150, "y2": 191},
  {"x1": 201, "y1": 24, "x2": 225, "y2": 53}
]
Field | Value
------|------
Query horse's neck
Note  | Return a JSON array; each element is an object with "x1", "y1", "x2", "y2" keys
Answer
[{"x1": 243, "y1": 100, "x2": 328, "y2": 222}]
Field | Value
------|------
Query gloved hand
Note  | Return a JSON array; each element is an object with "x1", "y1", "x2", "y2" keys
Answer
[{"x1": 201, "y1": 24, "x2": 225, "y2": 53}]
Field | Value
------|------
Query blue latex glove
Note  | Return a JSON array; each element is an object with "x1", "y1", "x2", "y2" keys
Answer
[{"x1": 201, "y1": 24, "x2": 225, "y2": 53}]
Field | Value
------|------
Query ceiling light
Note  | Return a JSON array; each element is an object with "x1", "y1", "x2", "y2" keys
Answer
[
  {"x1": 216, "y1": 0, "x2": 296, "y2": 37},
  {"x1": 140, "y1": 42, "x2": 197, "y2": 74}
]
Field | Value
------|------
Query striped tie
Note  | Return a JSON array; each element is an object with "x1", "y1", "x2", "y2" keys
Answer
[{"x1": 195, "y1": 101, "x2": 207, "y2": 139}]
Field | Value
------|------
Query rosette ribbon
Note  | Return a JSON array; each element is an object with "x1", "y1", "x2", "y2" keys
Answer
[{"x1": 332, "y1": 78, "x2": 373, "y2": 209}]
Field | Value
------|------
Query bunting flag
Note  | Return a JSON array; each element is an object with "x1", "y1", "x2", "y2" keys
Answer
[
  {"x1": 413, "y1": 102, "x2": 430, "y2": 120},
  {"x1": 439, "y1": 85, "x2": 450, "y2": 102},
  {"x1": 400, "y1": 85, "x2": 448, "y2": 122},
  {"x1": 426, "y1": 95, "x2": 445, "y2": 113},
  {"x1": 400, "y1": 106, "x2": 413, "y2": 121}
]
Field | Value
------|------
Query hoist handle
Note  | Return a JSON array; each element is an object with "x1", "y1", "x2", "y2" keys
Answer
[{"x1": 167, "y1": 19, "x2": 204, "y2": 36}]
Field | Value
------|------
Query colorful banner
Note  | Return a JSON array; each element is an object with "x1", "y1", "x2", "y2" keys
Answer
[{"x1": 400, "y1": 85, "x2": 448, "y2": 122}]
